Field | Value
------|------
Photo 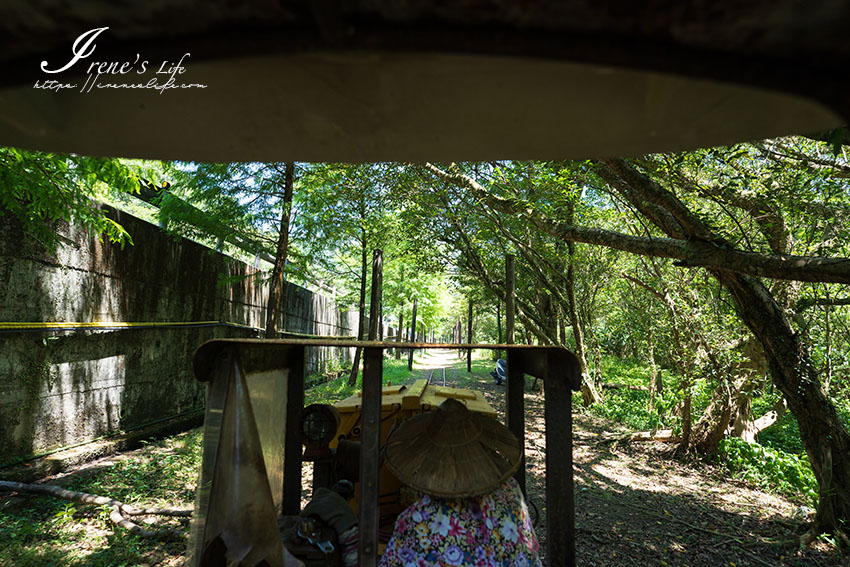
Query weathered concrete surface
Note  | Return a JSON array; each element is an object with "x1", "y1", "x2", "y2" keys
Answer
[
  {"x1": 0, "y1": 206, "x2": 355, "y2": 463},
  {"x1": 1, "y1": 410, "x2": 205, "y2": 484}
]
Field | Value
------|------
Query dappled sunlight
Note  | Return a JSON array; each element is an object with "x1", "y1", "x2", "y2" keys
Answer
[
  {"x1": 0, "y1": 427, "x2": 201, "y2": 566},
  {"x1": 416, "y1": 359, "x2": 841, "y2": 566},
  {"x1": 1, "y1": 354, "x2": 841, "y2": 566},
  {"x1": 567, "y1": 417, "x2": 835, "y2": 566},
  {"x1": 410, "y1": 348, "x2": 466, "y2": 371},
  {"x1": 33, "y1": 354, "x2": 127, "y2": 451}
]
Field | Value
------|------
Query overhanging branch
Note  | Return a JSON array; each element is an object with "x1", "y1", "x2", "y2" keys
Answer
[{"x1": 421, "y1": 162, "x2": 850, "y2": 284}]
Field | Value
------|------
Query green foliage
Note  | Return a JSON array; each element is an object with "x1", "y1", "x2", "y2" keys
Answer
[
  {"x1": 382, "y1": 357, "x2": 415, "y2": 385},
  {"x1": 719, "y1": 437, "x2": 817, "y2": 505},
  {"x1": 383, "y1": 259, "x2": 453, "y2": 333},
  {"x1": 579, "y1": 356, "x2": 820, "y2": 507},
  {"x1": 79, "y1": 437, "x2": 202, "y2": 505},
  {"x1": 295, "y1": 163, "x2": 393, "y2": 301},
  {"x1": 583, "y1": 357, "x2": 678, "y2": 431},
  {"x1": 6, "y1": 135, "x2": 850, "y2": 539},
  {"x1": 158, "y1": 161, "x2": 298, "y2": 272},
  {"x1": 0, "y1": 355, "x2": 419, "y2": 566},
  {"x1": 590, "y1": 389, "x2": 670, "y2": 432},
  {"x1": 755, "y1": 407, "x2": 804, "y2": 455},
  {"x1": 0, "y1": 147, "x2": 145, "y2": 249},
  {"x1": 305, "y1": 372, "x2": 360, "y2": 405}
]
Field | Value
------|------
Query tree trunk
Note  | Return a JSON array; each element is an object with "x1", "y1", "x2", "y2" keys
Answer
[
  {"x1": 407, "y1": 298, "x2": 417, "y2": 371},
  {"x1": 647, "y1": 326, "x2": 662, "y2": 412},
  {"x1": 423, "y1": 158, "x2": 850, "y2": 538},
  {"x1": 423, "y1": 161, "x2": 850, "y2": 284},
  {"x1": 600, "y1": 159, "x2": 850, "y2": 535},
  {"x1": 731, "y1": 395, "x2": 786, "y2": 443},
  {"x1": 368, "y1": 249, "x2": 382, "y2": 341},
  {"x1": 690, "y1": 378, "x2": 736, "y2": 455},
  {"x1": 348, "y1": 227, "x2": 369, "y2": 386},
  {"x1": 378, "y1": 296, "x2": 384, "y2": 341},
  {"x1": 566, "y1": 197, "x2": 601, "y2": 406},
  {"x1": 264, "y1": 162, "x2": 294, "y2": 338},
  {"x1": 395, "y1": 308, "x2": 403, "y2": 360},
  {"x1": 555, "y1": 310, "x2": 562, "y2": 344},
  {"x1": 717, "y1": 270, "x2": 850, "y2": 540},
  {"x1": 824, "y1": 301, "x2": 833, "y2": 393},
  {"x1": 505, "y1": 254, "x2": 516, "y2": 344}
]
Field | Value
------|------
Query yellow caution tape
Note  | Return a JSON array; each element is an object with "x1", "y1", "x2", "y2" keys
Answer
[
  {"x1": 0, "y1": 321, "x2": 220, "y2": 329},
  {"x1": 0, "y1": 320, "x2": 357, "y2": 340}
]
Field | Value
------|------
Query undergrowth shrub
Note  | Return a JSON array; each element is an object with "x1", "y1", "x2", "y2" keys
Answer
[
  {"x1": 756, "y1": 411, "x2": 803, "y2": 455},
  {"x1": 305, "y1": 373, "x2": 360, "y2": 404},
  {"x1": 583, "y1": 357, "x2": 679, "y2": 431},
  {"x1": 591, "y1": 388, "x2": 666, "y2": 431},
  {"x1": 718, "y1": 437, "x2": 817, "y2": 505},
  {"x1": 586, "y1": 356, "x2": 821, "y2": 505}
]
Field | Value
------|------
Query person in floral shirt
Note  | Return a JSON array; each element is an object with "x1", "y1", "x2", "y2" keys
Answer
[
  {"x1": 302, "y1": 398, "x2": 541, "y2": 566},
  {"x1": 378, "y1": 477, "x2": 540, "y2": 566}
]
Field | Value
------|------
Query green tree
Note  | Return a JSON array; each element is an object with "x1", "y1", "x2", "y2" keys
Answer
[
  {"x1": 0, "y1": 147, "x2": 148, "y2": 248},
  {"x1": 298, "y1": 163, "x2": 396, "y2": 384},
  {"x1": 417, "y1": 143, "x2": 850, "y2": 542},
  {"x1": 161, "y1": 161, "x2": 301, "y2": 336}
]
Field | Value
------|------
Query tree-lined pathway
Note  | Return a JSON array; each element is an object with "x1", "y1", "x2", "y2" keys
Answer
[{"x1": 420, "y1": 356, "x2": 842, "y2": 567}]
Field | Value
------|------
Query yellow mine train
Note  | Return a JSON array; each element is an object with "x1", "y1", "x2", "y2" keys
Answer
[{"x1": 328, "y1": 379, "x2": 496, "y2": 540}]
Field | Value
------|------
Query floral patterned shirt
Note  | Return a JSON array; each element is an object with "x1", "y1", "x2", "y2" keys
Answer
[{"x1": 378, "y1": 478, "x2": 541, "y2": 567}]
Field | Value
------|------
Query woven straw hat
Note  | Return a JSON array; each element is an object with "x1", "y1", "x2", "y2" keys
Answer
[{"x1": 384, "y1": 397, "x2": 521, "y2": 498}]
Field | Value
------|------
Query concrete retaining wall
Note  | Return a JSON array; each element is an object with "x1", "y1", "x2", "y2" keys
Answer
[{"x1": 0, "y1": 206, "x2": 356, "y2": 462}]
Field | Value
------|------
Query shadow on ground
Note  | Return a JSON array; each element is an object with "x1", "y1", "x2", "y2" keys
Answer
[{"x1": 423, "y1": 351, "x2": 842, "y2": 567}]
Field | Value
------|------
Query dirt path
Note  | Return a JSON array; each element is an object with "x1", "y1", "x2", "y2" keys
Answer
[
  {"x1": 415, "y1": 352, "x2": 842, "y2": 567},
  {"x1": 13, "y1": 352, "x2": 840, "y2": 566}
]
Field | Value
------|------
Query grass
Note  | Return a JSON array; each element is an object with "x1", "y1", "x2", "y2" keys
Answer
[
  {"x1": 718, "y1": 437, "x2": 817, "y2": 505},
  {"x1": 305, "y1": 356, "x2": 415, "y2": 405},
  {"x1": 0, "y1": 355, "x2": 416, "y2": 567},
  {"x1": 577, "y1": 357, "x2": 678, "y2": 432},
  {"x1": 0, "y1": 429, "x2": 202, "y2": 567}
]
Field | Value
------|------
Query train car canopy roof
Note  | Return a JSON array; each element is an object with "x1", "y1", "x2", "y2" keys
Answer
[{"x1": 0, "y1": 1, "x2": 847, "y2": 162}]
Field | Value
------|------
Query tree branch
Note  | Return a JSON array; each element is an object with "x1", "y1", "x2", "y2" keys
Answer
[
  {"x1": 0, "y1": 480, "x2": 189, "y2": 539},
  {"x1": 795, "y1": 296, "x2": 850, "y2": 312},
  {"x1": 422, "y1": 162, "x2": 850, "y2": 284}
]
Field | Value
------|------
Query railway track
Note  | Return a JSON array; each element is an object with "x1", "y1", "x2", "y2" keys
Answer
[{"x1": 427, "y1": 367, "x2": 447, "y2": 386}]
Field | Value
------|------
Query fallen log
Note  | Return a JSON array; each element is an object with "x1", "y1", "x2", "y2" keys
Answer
[
  {"x1": 0, "y1": 479, "x2": 190, "y2": 539},
  {"x1": 630, "y1": 429, "x2": 680, "y2": 442},
  {"x1": 594, "y1": 429, "x2": 681, "y2": 445},
  {"x1": 603, "y1": 383, "x2": 650, "y2": 391}
]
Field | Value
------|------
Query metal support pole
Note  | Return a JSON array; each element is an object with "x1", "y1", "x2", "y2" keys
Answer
[
  {"x1": 359, "y1": 347, "x2": 383, "y2": 566},
  {"x1": 282, "y1": 345, "x2": 305, "y2": 515},
  {"x1": 544, "y1": 348, "x2": 575, "y2": 567},
  {"x1": 505, "y1": 348, "x2": 525, "y2": 495}
]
